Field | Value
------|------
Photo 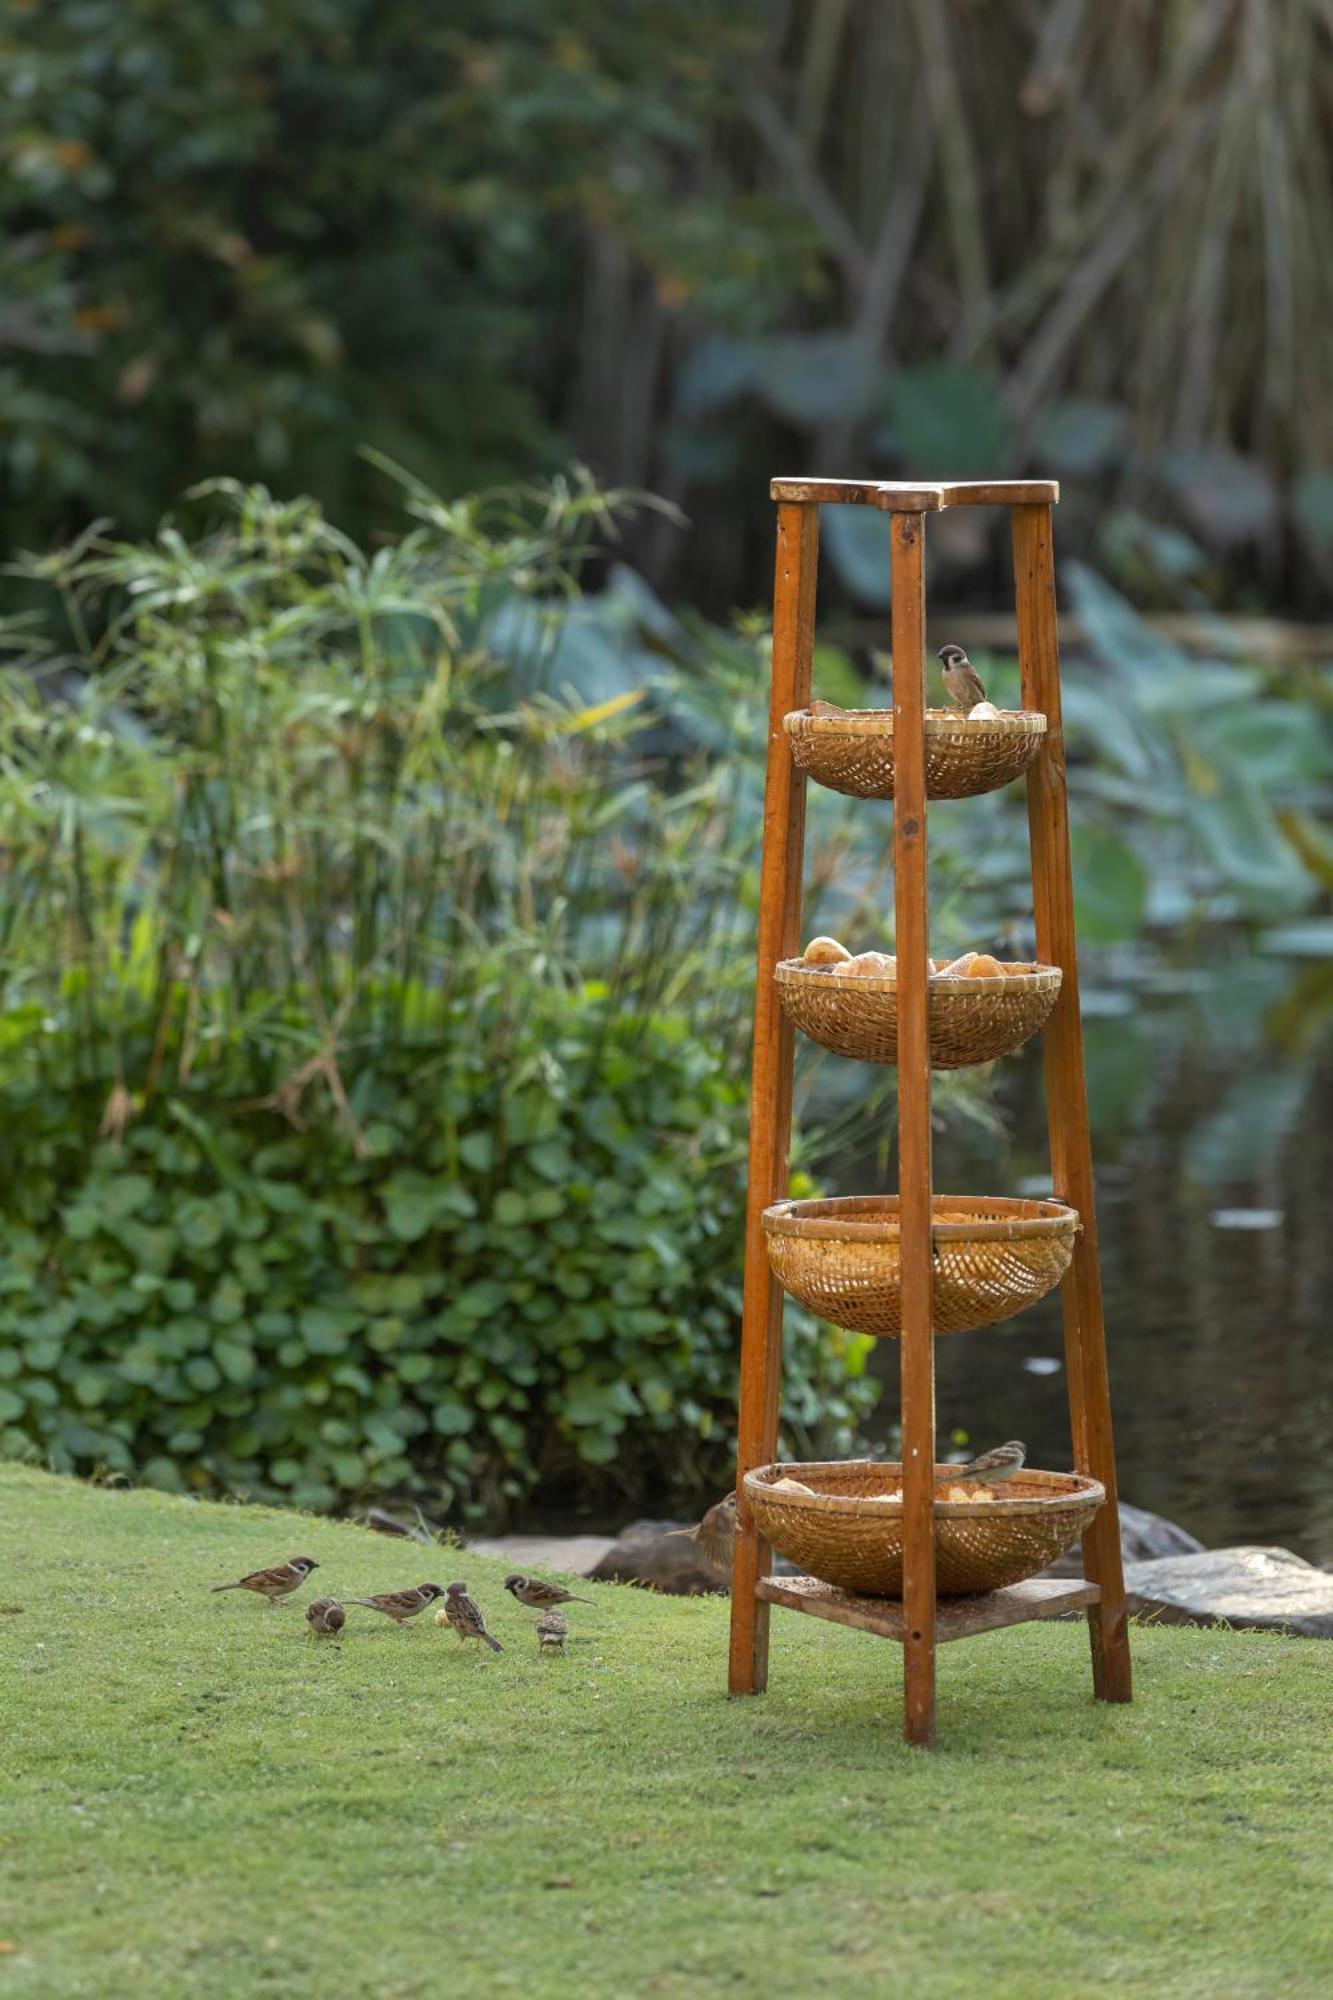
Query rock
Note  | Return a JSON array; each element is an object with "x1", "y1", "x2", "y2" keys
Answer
[
  {"x1": 588, "y1": 1519, "x2": 729, "y2": 1596},
  {"x1": 465, "y1": 1532, "x2": 617, "y2": 1575},
  {"x1": 1041, "y1": 1500, "x2": 1204, "y2": 1578},
  {"x1": 1117, "y1": 1500, "x2": 1207, "y2": 1562},
  {"x1": 589, "y1": 1518, "x2": 808, "y2": 1595},
  {"x1": 1123, "y1": 1547, "x2": 1333, "y2": 1638}
]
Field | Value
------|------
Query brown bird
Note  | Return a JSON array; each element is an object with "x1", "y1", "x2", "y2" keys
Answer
[
  {"x1": 669, "y1": 1493, "x2": 739, "y2": 1568},
  {"x1": 211, "y1": 1555, "x2": 319, "y2": 1606},
  {"x1": 305, "y1": 1596, "x2": 346, "y2": 1637},
  {"x1": 438, "y1": 1580, "x2": 502, "y2": 1653},
  {"x1": 950, "y1": 1440, "x2": 1027, "y2": 1485},
  {"x1": 502, "y1": 1574, "x2": 590, "y2": 1612},
  {"x1": 536, "y1": 1609, "x2": 569, "y2": 1654},
  {"x1": 364, "y1": 1505, "x2": 438, "y2": 1545},
  {"x1": 345, "y1": 1583, "x2": 445, "y2": 1624},
  {"x1": 937, "y1": 643, "x2": 988, "y2": 711},
  {"x1": 364, "y1": 1508, "x2": 415, "y2": 1540}
]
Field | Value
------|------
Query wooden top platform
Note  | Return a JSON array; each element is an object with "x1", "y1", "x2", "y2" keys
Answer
[
  {"x1": 769, "y1": 478, "x2": 1059, "y2": 511},
  {"x1": 756, "y1": 1573, "x2": 1098, "y2": 1643}
]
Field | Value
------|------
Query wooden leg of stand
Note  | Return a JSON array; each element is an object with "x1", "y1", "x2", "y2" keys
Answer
[
  {"x1": 891, "y1": 512, "x2": 937, "y2": 1748},
  {"x1": 1013, "y1": 502, "x2": 1132, "y2": 1706},
  {"x1": 729, "y1": 501, "x2": 818, "y2": 1697}
]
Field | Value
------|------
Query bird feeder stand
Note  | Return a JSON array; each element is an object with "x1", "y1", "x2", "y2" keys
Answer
[{"x1": 727, "y1": 478, "x2": 1133, "y2": 1748}]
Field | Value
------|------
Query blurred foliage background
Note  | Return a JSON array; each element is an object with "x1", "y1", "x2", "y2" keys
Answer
[
  {"x1": 5, "y1": 0, "x2": 1333, "y2": 612},
  {"x1": 1, "y1": 1, "x2": 1331, "y2": 1534}
]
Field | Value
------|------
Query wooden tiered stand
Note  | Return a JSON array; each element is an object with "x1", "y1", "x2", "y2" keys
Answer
[{"x1": 727, "y1": 477, "x2": 1133, "y2": 1748}]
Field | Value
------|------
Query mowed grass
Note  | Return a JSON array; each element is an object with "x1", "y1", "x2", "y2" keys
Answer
[{"x1": 2, "y1": 1465, "x2": 1331, "y2": 2000}]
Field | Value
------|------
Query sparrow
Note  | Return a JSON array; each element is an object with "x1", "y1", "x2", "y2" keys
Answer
[
  {"x1": 211, "y1": 1555, "x2": 319, "y2": 1605},
  {"x1": 306, "y1": 1596, "x2": 346, "y2": 1637},
  {"x1": 436, "y1": 1581, "x2": 503, "y2": 1652},
  {"x1": 364, "y1": 1508, "x2": 415, "y2": 1540},
  {"x1": 365, "y1": 1505, "x2": 439, "y2": 1544},
  {"x1": 536, "y1": 1609, "x2": 569, "y2": 1655},
  {"x1": 668, "y1": 1493, "x2": 739, "y2": 1568},
  {"x1": 937, "y1": 644, "x2": 988, "y2": 711},
  {"x1": 949, "y1": 1440, "x2": 1027, "y2": 1485},
  {"x1": 345, "y1": 1583, "x2": 446, "y2": 1624},
  {"x1": 502, "y1": 1574, "x2": 590, "y2": 1612}
]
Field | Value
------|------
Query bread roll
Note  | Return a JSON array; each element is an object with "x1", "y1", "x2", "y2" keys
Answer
[
  {"x1": 803, "y1": 934, "x2": 851, "y2": 966},
  {"x1": 833, "y1": 950, "x2": 894, "y2": 978}
]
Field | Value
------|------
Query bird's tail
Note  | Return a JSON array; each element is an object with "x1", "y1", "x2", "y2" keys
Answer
[
  {"x1": 483, "y1": 1631, "x2": 503, "y2": 1654},
  {"x1": 210, "y1": 1582, "x2": 241, "y2": 1592}
]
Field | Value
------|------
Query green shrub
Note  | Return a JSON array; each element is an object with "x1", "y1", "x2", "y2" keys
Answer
[
  {"x1": 0, "y1": 476, "x2": 886, "y2": 1515},
  {"x1": 0, "y1": 992, "x2": 872, "y2": 1516}
]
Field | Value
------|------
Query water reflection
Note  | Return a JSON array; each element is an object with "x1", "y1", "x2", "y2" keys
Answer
[{"x1": 829, "y1": 943, "x2": 1333, "y2": 1566}]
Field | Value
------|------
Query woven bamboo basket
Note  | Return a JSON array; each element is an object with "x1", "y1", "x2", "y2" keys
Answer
[
  {"x1": 745, "y1": 1459, "x2": 1104, "y2": 1596},
  {"x1": 775, "y1": 958, "x2": 1061, "y2": 1068},
  {"x1": 784, "y1": 707, "x2": 1046, "y2": 800},
  {"x1": 763, "y1": 1195, "x2": 1078, "y2": 1336}
]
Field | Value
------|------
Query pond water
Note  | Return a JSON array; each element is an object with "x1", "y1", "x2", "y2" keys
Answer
[{"x1": 839, "y1": 937, "x2": 1333, "y2": 1567}]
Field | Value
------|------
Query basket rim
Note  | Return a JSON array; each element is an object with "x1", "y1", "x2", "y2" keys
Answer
[
  {"x1": 745, "y1": 1458, "x2": 1105, "y2": 1521},
  {"x1": 784, "y1": 707, "x2": 1046, "y2": 739},
  {"x1": 762, "y1": 1193, "x2": 1079, "y2": 1243},
  {"x1": 775, "y1": 957, "x2": 1062, "y2": 996}
]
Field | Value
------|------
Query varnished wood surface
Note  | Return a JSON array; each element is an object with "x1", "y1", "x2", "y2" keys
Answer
[
  {"x1": 728, "y1": 501, "x2": 819, "y2": 1699},
  {"x1": 757, "y1": 1574, "x2": 1101, "y2": 1643},
  {"x1": 889, "y1": 511, "x2": 937, "y2": 1747},
  {"x1": 729, "y1": 480, "x2": 1130, "y2": 1744},
  {"x1": 1013, "y1": 501, "x2": 1133, "y2": 1707},
  {"x1": 770, "y1": 477, "x2": 1060, "y2": 511}
]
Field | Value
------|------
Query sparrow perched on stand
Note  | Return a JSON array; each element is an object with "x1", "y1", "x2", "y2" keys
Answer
[
  {"x1": 669, "y1": 1492, "x2": 739, "y2": 1569},
  {"x1": 438, "y1": 1581, "x2": 503, "y2": 1653},
  {"x1": 345, "y1": 1583, "x2": 446, "y2": 1624},
  {"x1": 949, "y1": 1440, "x2": 1027, "y2": 1485},
  {"x1": 535, "y1": 1609, "x2": 569, "y2": 1655},
  {"x1": 305, "y1": 1596, "x2": 346, "y2": 1637},
  {"x1": 937, "y1": 643, "x2": 988, "y2": 711},
  {"x1": 502, "y1": 1574, "x2": 590, "y2": 1612},
  {"x1": 211, "y1": 1555, "x2": 319, "y2": 1605}
]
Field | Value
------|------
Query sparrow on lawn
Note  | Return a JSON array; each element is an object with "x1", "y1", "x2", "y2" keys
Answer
[
  {"x1": 306, "y1": 1596, "x2": 346, "y2": 1637},
  {"x1": 503, "y1": 1574, "x2": 590, "y2": 1612},
  {"x1": 345, "y1": 1583, "x2": 445, "y2": 1624},
  {"x1": 937, "y1": 643, "x2": 988, "y2": 712},
  {"x1": 364, "y1": 1505, "x2": 438, "y2": 1545},
  {"x1": 211, "y1": 1555, "x2": 319, "y2": 1605},
  {"x1": 950, "y1": 1440, "x2": 1026, "y2": 1485},
  {"x1": 670, "y1": 1493, "x2": 739, "y2": 1568},
  {"x1": 438, "y1": 1581, "x2": 503, "y2": 1653},
  {"x1": 536, "y1": 1609, "x2": 569, "y2": 1654}
]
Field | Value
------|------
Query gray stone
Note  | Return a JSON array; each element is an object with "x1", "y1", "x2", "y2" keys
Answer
[
  {"x1": 465, "y1": 1532, "x2": 617, "y2": 1574},
  {"x1": 1041, "y1": 1499, "x2": 1204, "y2": 1578},
  {"x1": 588, "y1": 1518, "x2": 730, "y2": 1595},
  {"x1": 1117, "y1": 1501, "x2": 1206, "y2": 1562},
  {"x1": 1122, "y1": 1546, "x2": 1333, "y2": 1638}
]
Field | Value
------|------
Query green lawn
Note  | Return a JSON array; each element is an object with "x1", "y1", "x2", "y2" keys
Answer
[{"x1": 2, "y1": 1464, "x2": 1330, "y2": 1999}]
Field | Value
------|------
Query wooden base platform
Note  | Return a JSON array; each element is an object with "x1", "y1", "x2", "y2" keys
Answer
[{"x1": 756, "y1": 1574, "x2": 1100, "y2": 1643}]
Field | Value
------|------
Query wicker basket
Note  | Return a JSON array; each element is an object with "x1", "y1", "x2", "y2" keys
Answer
[
  {"x1": 775, "y1": 958, "x2": 1061, "y2": 1069},
  {"x1": 784, "y1": 707, "x2": 1046, "y2": 800},
  {"x1": 745, "y1": 1459, "x2": 1104, "y2": 1596},
  {"x1": 763, "y1": 1194, "x2": 1078, "y2": 1336}
]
